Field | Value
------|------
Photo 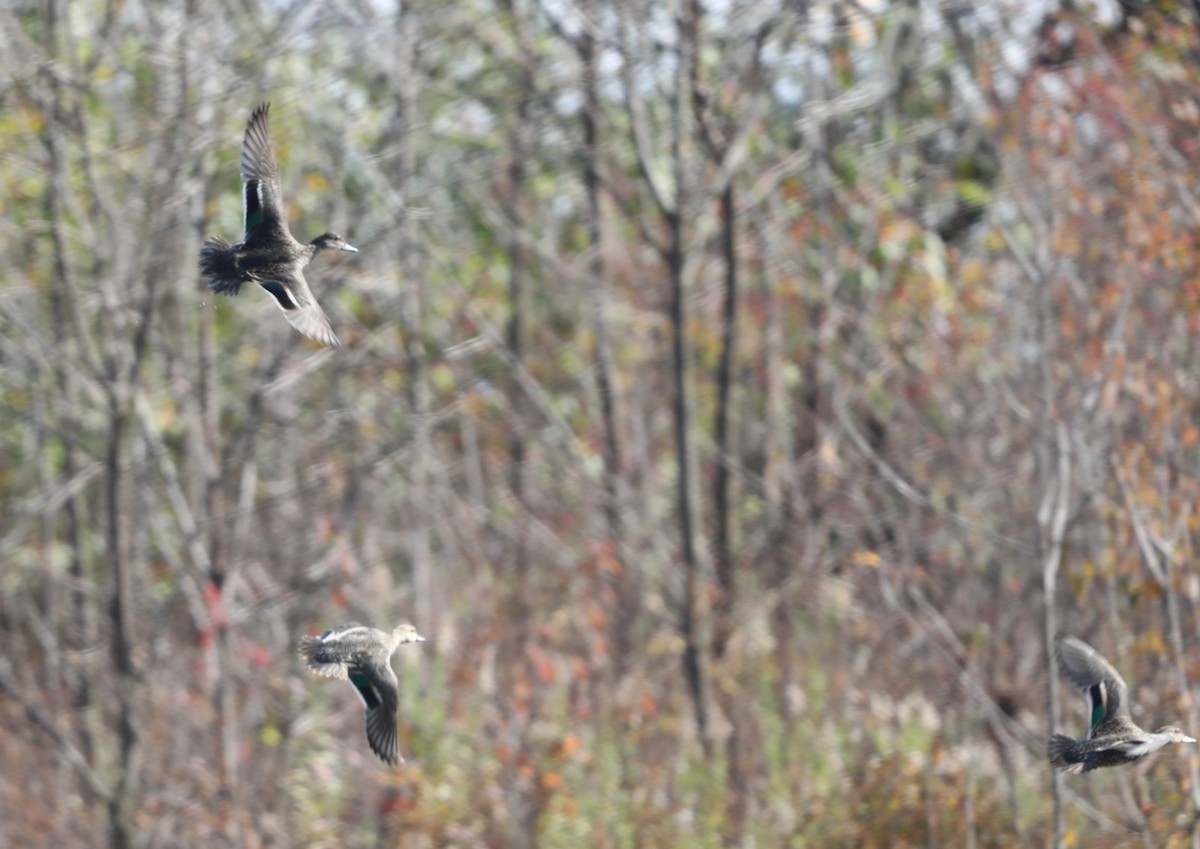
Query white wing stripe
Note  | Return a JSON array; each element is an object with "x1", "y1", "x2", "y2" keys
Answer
[{"x1": 321, "y1": 625, "x2": 369, "y2": 643}]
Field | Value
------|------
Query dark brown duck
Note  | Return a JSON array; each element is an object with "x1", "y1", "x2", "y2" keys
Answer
[{"x1": 200, "y1": 103, "x2": 356, "y2": 347}]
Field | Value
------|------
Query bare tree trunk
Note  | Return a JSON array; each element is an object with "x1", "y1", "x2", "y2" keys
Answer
[
  {"x1": 496, "y1": 5, "x2": 542, "y2": 846},
  {"x1": 505, "y1": 20, "x2": 531, "y2": 636},
  {"x1": 671, "y1": 0, "x2": 708, "y2": 750},
  {"x1": 43, "y1": 60, "x2": 98, "y2": 777},
  {"x1": 711, "y1": 179, "x2": 747, "y2": 843},
  {"x1": 578, "y1": 0, "x2": 636, "y2": 674},
  {"x1": 36, "y1": 8, "x2": 142, "y2": 845},
  {"x1": 1116, "y1": 463, "x2": 1200, "y2": 820},
  {"x1": 1039, "y1": 426, "x2": 1069, "y2": 849},
  {"x1": 395, "y1": 0, "x2": 435, "y2": 637},
  {"x1": 684, "y1": 0, "x2": 749, "y2": 820},
  {"x1": 104, "y1": 403, "x2": 137, "y2": 849},
  {"x1": 39, "y1": 0, "x2": 112, "y2": 829},
  {"x1": 711, "y1": 180, "x2": 738, "y2": 660}
]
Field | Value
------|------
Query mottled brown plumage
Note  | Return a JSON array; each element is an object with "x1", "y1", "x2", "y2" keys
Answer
[
  {"x1": 1049, "y1": 635, "x2": 1194, "y2": 773},
  {"x1": 298, "y1": 622, "x2": 425, "y2": 765}
]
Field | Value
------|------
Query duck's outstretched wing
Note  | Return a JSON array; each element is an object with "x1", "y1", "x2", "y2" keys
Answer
[
  {"x1": 348, "y1": 659, "x2": 401, "y2": 765},
  {"x1": 1056, "y1": 636, "x2": 1131, "y2": 732},
  {"x1": 240, "y1": 103, "x2": 287, "y2": 240},
  {"x1": 257, "y1": 269, "x2": 340, "y2": 347}
]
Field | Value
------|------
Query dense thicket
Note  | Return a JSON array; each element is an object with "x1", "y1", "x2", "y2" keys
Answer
[{"x1": 4, "y1": 1, "x2": 1200, "y2": 847}]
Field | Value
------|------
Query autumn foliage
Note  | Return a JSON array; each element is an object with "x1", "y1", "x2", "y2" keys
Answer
[{"x1": 4, "y1": 2, "x2": 1200, "y2": 848}]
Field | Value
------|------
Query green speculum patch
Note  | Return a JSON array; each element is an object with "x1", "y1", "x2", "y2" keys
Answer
[{"x1": 1089, "y1": 685, "x2": 1105, "y2": 728}]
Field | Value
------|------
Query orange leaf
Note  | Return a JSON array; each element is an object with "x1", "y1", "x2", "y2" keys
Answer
[{"x1": 563, "y1": 735, "x2": 581, "y2": 755}]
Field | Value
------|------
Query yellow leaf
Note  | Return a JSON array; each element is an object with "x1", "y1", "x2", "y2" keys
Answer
[
  {"x1": 305, "y1": 172, "x2": 329, "y2": 193},
  {"x1": 261, "y1": 724, "x2": 282, "y2": 747},
  {"x1": 852, "y1": 550, "x2": 882, "y2": 568}
]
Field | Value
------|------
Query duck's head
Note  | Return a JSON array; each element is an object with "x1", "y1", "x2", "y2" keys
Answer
[
  {"x1": 391, "y1": 623, "x2": 426, "y2": 645},
  {"x1": 1153, "y1": 726, "x2": 1196, "y2": 743},
  {"x1": 310, "y1": 232, "x2": 359, "y2": 253}
]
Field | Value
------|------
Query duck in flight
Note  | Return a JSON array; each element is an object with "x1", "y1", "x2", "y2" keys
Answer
[
  {"x1": 199, "y1": 103, "x2": 356, "y2": 346},
  {"x1": 1049, "y1": 635, "x2": 1194, "y2": 772},
  {"x1": 298, "y1": 622, "x2": 426, "y2": 765}
]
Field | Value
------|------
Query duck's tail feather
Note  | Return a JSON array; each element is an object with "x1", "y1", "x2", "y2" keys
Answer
[
  {"x1": 297, "y1": 635, "x2": 349, "y2": 679},
  {"x1": 1048, "y1": 734, "x2": 1085, "y2": 773},
  {"x1": 199, "y1": 236, "x2": 244, "y2": 296}
]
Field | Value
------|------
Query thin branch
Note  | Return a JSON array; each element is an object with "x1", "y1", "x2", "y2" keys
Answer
[
  {"x1": 0, "y1": 657, "x2": 111, "y2": 801},
  {"x1": 615, "y1": 0, "x2": 674, "y2": 219},
  {"x1": 835, "y1": 391, "x2": 1036, "y2": 555}
]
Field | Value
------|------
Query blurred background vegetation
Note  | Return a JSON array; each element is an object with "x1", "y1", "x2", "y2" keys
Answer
[{"x1": 4, "y1": 0, "x2": 1200, "y2": 846}]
